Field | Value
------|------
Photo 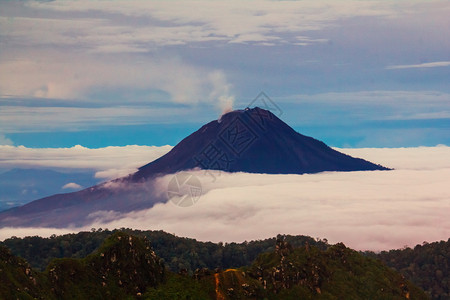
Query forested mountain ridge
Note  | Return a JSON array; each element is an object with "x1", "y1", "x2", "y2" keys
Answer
[
  {"x1": 0, "y1": 228, "x2": 450, "y2": 300},
  {"x1": 1, "y1": 232, "x2": 165, "y2": 299},
  {"x1": 2, "y1": 229, "x2": 448, "y2": 299},
  {"x1": 1, "y1": 229, "x2": 328, "y2": 272},
  {"x1": 1, "y1": 231, "x2": 428, "y2": 299}
]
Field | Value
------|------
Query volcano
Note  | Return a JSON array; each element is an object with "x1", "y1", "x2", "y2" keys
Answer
[
  {"x1": 133, "y1": 107, "x2": 387, "y2": 178},
  {"x1": 0, "y1": 107, "x2": 388, "y2": 227}
]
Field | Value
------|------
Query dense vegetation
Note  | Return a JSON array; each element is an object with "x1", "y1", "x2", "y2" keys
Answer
[
  {"x1": 243, "y1": 240, "x2": 426, "y2": 299},
  {"x1": 2, "y1": 229, "x2": 448, "y2": 299},
  {"x1": 145, "y1": 239, "x2": 427, "y2": 300},
  {"x1": 0, "y1": 244, "x2": 49, "y2": 299},
  {"x1": 366, "y1": 240, "x2": 450, "y2": 300},
  {"x1": 1, "y1": 228, "x2": 327, "y2": 272},
  {"x1": 1, "y1": 231, "x2": 428, "y2": 299},
  {"x1": 0, "y1": 232, "x2": 165, "y2": 299}
]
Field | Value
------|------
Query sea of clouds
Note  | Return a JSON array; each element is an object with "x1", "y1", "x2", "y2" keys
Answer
[
  {"x1": 0, "y1": 145, "x2": 449, "y2": 251},
  {"x1": 0, "y1": 144, "x2": 173, "y2": 180}
]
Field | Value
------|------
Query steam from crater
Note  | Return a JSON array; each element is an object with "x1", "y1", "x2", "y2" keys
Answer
[{"x1": 208, "y1": 71, "x2": 235, "y2": 118}]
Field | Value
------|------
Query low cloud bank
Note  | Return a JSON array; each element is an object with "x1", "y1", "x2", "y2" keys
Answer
[
  {"x1": 338, "y1": 145, "x2": 450, "y2": 170},
  {"x1": 0, "y1": 144, "x2": 172, "y2": 179},
  {"x1": 0, "y1": 146, "x2": 449, "y2": 252}
]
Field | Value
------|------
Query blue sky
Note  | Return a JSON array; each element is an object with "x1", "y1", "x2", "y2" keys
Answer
[{"x1": 0, "y1": 0, "x2": 449, "y2": 148}]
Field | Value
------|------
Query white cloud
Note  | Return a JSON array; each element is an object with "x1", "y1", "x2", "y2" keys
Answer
[
  {"x1": 0, "y1": 50, "x2": 232, "y2": 104},
  {"x1": 337, "y1": 146, "x2": 450, "y2": 170},
  {"x1": 0, "y1": 146, "x2": 449, "y2": 251},
  {"x1": 0, "y1": 134, "x2": 13, "y2": 145},
  {"x1": 1, "y1": 1, "x2": 449, "y2": 133},
  {"x1": 0, "y1": 105, "x2": 193, "y2": 133},
  {"x1": 283, "y1": 90, "x2": 450, "y2": 123},
  {"x1": 0, "y1": 45, "x2": 236, "y2": 129},
  {"x1": 287, "y1": 90, "x2": 450, "y2": 105},
  {"x1": 208, "y1": 71, "x2": 235, "y2": 116},
  {"x1": 387, "y1": 61, "x2": 450, "y2": 69},
  {"x1": 94, "y1": 168, "x2": 139, "y2": 180},
  {"x1": 0, "y1": 144, "x2": 172, "y2": 173},
  {"x1": 62, "y1": 182, "x2": 82, "y2": 190},
  {"x1": 0, "y1": 51, "x2": 237, "y2": 133},
  {"x1": 91, "y1": 165, "x2": 450, "y2": 251},
  {"x1": 19, "y1": 0, "x2": 398, "y2": 49},
  {"x1": 384, "y1": 111, "x2": 450, "y2": 121}
]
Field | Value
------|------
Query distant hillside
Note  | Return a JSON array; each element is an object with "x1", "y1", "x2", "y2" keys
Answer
[
  {"x1": 0, "y1": 168, "x2": 98, "y2": 211},
  {"x1": 1, "y1": 231, "x2": 427, "y2": 299}
]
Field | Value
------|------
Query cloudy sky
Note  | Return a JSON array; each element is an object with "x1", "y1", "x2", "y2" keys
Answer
[
  {"x1": 0, "y1": 1, "x2": 449, "y2": 251},
  {"x1": 1, "y1": 0, "x2": 449, "y2": 148}
]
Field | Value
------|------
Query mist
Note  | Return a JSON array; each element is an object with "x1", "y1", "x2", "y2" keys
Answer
[{"x1": 1, "y1": 146, "x2": 448, "y2": 251}]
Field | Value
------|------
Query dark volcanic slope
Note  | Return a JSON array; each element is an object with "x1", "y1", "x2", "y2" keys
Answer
[
  {"x1": 0, "y1": 107, "x2": 388, "y2": 227},
  {"x1": 133, "y1": 107, "x2": 388, "y2": 179}
]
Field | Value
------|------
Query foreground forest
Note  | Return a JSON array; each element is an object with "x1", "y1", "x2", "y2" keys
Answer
[{"x1": 1, "y1": 229, "x2": 449, "y2": 299}]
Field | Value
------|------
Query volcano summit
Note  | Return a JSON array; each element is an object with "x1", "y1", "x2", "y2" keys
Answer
[
  {"x1": 134, "y1": 107, "x2": 388, "y2": 179},
  {"x1": 0, "y1": 107, "x2": 389, "y2": 227}
]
